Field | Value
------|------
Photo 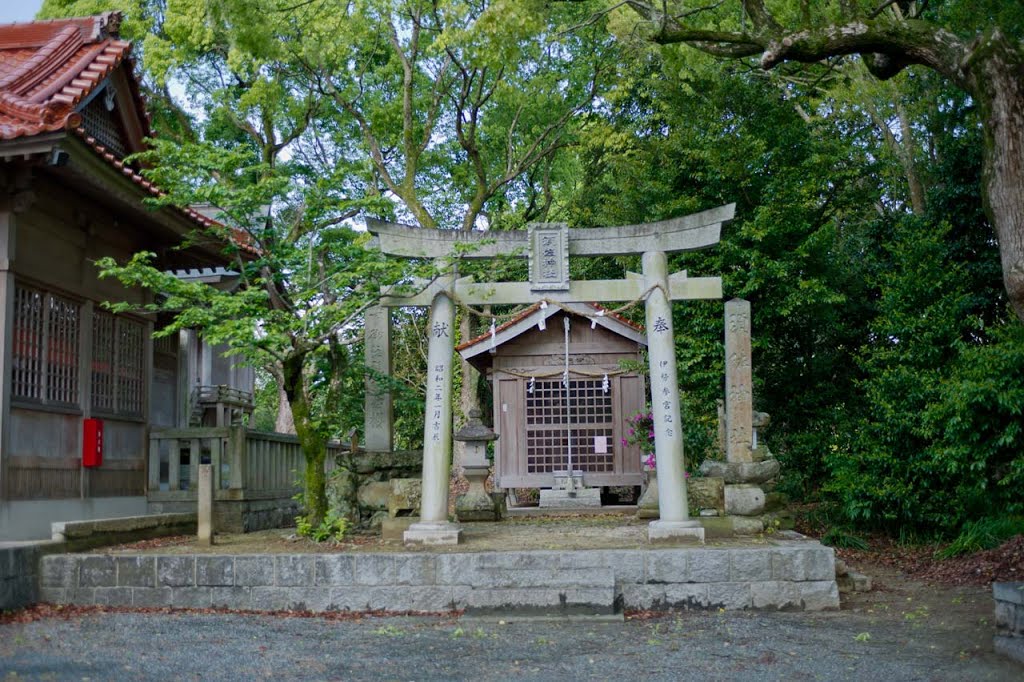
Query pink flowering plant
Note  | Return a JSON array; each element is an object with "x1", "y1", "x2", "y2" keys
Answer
[
  {"x1": 622, "y1": 410, "x2": 656, "y2": 470},
  {"x1": 622, "y1": 409, "x2": 692, "y2": 477}
]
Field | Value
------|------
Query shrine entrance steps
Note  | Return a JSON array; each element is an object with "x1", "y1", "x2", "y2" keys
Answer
[{"x1": 38, "y1": 535, "x2": 840, "y2": 615}]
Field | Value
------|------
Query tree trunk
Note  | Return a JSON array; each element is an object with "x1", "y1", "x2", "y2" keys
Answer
[
  {"x1": 281, "y1": 354, "x2": 329, "y2": 526},
  {"x1": 896, "y1": 101, "x2": 927, "y2": 216},
  {"x1": 974, "y1": 43, "x2": 1024, "y2": 321},
  {"x1": 275, "y1": 384, "x2": 296, "y2": 434}
]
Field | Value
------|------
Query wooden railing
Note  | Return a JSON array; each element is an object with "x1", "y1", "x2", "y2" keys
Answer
[
  {"x1": 147, "y1": 427, "x2": 344, "y2": 500},
  {"x1": 188, "y1": 385, "x2": 254, "y2": 427}
]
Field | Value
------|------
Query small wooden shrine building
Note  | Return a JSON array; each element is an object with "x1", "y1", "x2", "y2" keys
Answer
[{"x1": 457, "y1": 302, "x2": 648, "y2": 490}]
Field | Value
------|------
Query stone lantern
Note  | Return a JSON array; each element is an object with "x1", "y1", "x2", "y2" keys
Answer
[{"x1": 454, "y1": 408, "x2": 501, "y2": 522}]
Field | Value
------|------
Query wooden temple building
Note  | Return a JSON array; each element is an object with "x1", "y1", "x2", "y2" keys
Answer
[{"x1": 0, "y1": 13, "x2": 256, "y2": 539}]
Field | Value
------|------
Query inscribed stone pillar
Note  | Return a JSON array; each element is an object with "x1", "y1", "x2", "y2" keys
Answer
[
  {"x1": 642, "y1": 251, "x2": 704, "y2": 542},
  {"x1": 363, "y1": 305, "x2": 393, "y2": 452},
  {"x1": 197, "y1": 464, "x2": 213, "y2": 546},
  {"x1": 405, "y1": 285, "x2": 462, "y2": 545},
  {"x1": 724, "y1": 299, "x2": 753, "y2": 463}
]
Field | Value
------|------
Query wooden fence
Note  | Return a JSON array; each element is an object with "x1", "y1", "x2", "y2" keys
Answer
[{"x1": 147, "y1": 427, "x2": 344, "y2": 502}]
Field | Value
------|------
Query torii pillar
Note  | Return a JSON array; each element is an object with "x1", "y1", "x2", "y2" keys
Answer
[
  {"x1": 643, "y1": 251, "x2": 703, "y2": 542},
  {"x1": 403, "y1": 274, "x2": 463, "y2": 545}
]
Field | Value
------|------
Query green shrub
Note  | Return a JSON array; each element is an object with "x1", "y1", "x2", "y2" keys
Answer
[
  {"x1": 296, "y1": 511, "x2": 349, "y2": 543},
  {"x1": 821, "y1": 527, "x2": 869, "y2": 550},
  {"x1": 934, "y1": 516, "x2": 1024, "y2": 559}
]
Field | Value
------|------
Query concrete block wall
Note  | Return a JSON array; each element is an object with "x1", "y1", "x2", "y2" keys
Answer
[
  {"x1": 0, "y1": 544, "x2": 47, "y2": 610},
  {"x1": 994, "y1": 582, "x2": 1024, "y2": 665},
  {"x1": 38, "y1": 542, "x2": 839, "y2": 614}
]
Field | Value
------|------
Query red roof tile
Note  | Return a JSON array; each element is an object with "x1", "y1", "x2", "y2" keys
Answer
[
  {"x1": 0, "y1": 13, "x2": 257, "y2": 256},
  {"x1": 455, "y1": 302, "x2": 643, "y2": 352},
  {"x1": 0, "y1": 12, "x2": 135, "y2": 141}
]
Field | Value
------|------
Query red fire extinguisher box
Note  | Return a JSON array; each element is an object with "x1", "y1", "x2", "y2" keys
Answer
[{"x1": 82, "y1": 418, "x2": 103, "y2": 468}]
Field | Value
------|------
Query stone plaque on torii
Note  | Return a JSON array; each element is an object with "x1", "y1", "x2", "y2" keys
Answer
[{"x1": 366, "y1": 204, "x2": 735, "y2": 545}]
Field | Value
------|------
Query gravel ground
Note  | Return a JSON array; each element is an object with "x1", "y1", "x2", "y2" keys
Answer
[{"x1": 0, "y1": 606, "x2": 1019, "y2": 681}]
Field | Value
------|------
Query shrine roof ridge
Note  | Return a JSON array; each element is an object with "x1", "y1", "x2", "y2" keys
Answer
[
  {"x1": 365, "y1": 203, "x2": 734, "y2": 259},
  {"x1": 456, "y1": 301, "x2": 646, "y2": 360}
]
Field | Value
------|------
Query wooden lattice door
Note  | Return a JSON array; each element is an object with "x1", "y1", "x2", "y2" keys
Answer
[
  {"x1": 494, "y1": 371, "x2": 645, "y2": 489},
  {"x1": 525, "y1": 378, "x2": 614, "y2": 475}
]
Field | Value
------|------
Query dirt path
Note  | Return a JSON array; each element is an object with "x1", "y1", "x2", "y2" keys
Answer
[{"x1": 839, "y1": 561, "x2": 1001, "y2": 662}]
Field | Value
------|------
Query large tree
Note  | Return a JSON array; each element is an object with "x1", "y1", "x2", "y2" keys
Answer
[
  {"x1": 620, "y1": 0, "x2": 1024, "y2": 320},
  {"x1": 291, "y1": 0, "x2": 616, "y2": 469}
]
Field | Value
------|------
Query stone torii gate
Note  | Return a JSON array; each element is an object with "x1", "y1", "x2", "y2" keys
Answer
[{"x1": 366, "y1": 204, "x2": 735, "y2": 545}]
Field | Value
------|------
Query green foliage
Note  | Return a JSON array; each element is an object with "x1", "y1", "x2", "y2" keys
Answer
[
  {"x1": 295, "y1": 511, "x2": 349, "y2": 543},
  {"x1": 43, "y1": 0, "x2": 1024, "y2": 540},
  {"x1": 934, "y1": 516, "x2": 1024, "y2": 559},
  {"x1": 821, "y1": 527, "x2": 869, "y2": 551},
  {"x1": 826, "y1": 208, "x2": 1021, "y2": 535}
]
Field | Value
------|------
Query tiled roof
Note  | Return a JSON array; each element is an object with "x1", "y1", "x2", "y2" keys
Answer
[
  {"x1": 0, "y1": 13, "x2": 258, "y2": 256},
  {"x1": 455, "y1": 302, "x2": 643, "y2": 352},
  {"x1": 0, "y1": 12, "x2": 143, "y2": 141}
]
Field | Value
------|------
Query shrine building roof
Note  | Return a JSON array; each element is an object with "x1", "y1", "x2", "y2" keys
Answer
[
  {"x1": 0, "y1": 12, "x2": 256, "y2": 255},
  {"x1": 0, "y1": 13, "x2": 140, "y2": 141},
  {"x1": 456, "y1": 302, "x2": 645, "y2": 359}
]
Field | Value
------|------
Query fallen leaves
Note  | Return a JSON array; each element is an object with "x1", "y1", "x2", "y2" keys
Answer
[{"x1": 838, "y1": 534, "x2": 1024, "y2": 586}]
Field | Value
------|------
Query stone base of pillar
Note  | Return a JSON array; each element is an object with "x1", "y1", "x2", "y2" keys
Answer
[
  {"x1": 648, "y1": 519, "x2": 705, "y2": 544},
  {"x1": 724, "y1": 484, "x2": 766, "y2": 516},
  {"x1": 404, "y1": 521, "x2": 462, "y2": 545}
]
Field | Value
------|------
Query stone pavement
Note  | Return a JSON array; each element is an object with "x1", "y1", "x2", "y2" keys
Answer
[{"x1": 0, "y1": 609, "x2": 1020, "y2": 681}]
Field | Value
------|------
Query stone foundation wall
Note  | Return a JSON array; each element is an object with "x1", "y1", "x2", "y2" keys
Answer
[
  {"x1": 147, "y1": 499, "x2": 299, "y2": 534},
  {"x1": 0, "y1": 540, "x2": 71, "y2": 610},
  {"x1": 327, "y1": 450, "x2": 421, "y2": 529},
  {"x1": 994, "y1": 582, "x2": 1024, "y2": 664},
  {"x1": 1, "y1": 544, "x2": 43, "y2": 610},
  {"x1": 38, "y1": 541, "x2": 839, "y2": 613},
  {"x1": 53, "y1": 513, "x2": 197, "y2": 552}
]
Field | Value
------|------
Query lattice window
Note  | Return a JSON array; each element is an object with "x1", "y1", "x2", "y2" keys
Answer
[
  {"x1": 91, "y1": 314, "x2": 115, "y2": 412},
  {"x1": 80, "y1": 92, "x2": 128, "y2": 158},
  {"x1": 525, "y1": 379, "x2": 614, "y2": 474},
  {"x1": 12, "y1": 286, "x2": 44, "y2": 400},
  {"x1": 153, "y1": 333, "x2": 177, "y2": 357},
  {"x1": 92, "y1": 312, "x2": 145, "y2": 417},
  {"x1": 11, "y1": 285, "x2": 80, "y2": 405},
  {"x1": 45, "y1": 294, "x2": 80, "y2": 404},
  {"x1": 117, "y1": 320, "x2": 144, "y2": 416}
]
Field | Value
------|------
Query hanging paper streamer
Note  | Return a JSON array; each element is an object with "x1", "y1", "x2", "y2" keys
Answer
[
  {"x1": 527, "y1": 376, "x2": 535, "y2": 394},
  {"x1": 489, "y1": 319, "x2": 496, "y2": 350},
  {"x1": 602, "y1": 373, "x2": 609, "y2": 394},
  {"x1": 538, "y1": 301, "x2": 548, "y2": 331},
  {"x1": 562, "y1": 369, "x2": 569, "y2": 388}
]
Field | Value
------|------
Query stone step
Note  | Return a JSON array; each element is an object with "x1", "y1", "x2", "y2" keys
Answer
[
  {"x1": 462, "y1": 585, "x2": 619, "y2": 618},
  {"x1": 460, "y1": 564, "x2": 618, "y2": 617},
  {"x1": 836, "y1": 570, "x2": 872, "y2": 593}
]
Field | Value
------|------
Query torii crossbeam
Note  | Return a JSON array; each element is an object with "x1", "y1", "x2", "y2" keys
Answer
[{"x1": 367, "y1": 204, "x2": 735, "y2": 545}]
